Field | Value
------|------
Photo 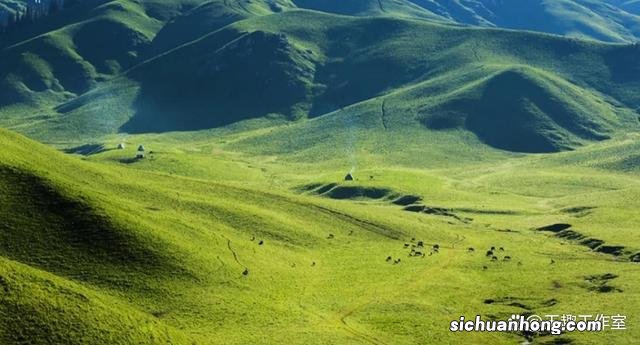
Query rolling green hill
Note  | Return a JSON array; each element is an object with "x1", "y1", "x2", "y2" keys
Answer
[
  {"x1": 407, "y1": 0, "x2": 640, "y2": 43},
  {"x1": 4, "y1": 9, "x2": 638, "y2": 154},
  {"x1": 2, "y1": 116, "x2": 640, "y2": 344},
  {"x1": 1, "y1": 3, "x2": 640, "y2": 343}
]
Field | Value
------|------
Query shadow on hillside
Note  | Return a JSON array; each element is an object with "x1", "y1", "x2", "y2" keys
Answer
[{"x1": 120, "y1": 30, "x2": 315, "y2": 133}]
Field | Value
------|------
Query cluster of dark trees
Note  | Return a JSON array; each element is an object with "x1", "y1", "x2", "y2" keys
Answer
[{"x1": 0, "y1": 0, "x2": 79, "y2": 33}]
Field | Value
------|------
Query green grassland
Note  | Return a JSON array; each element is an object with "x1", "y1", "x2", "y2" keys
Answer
[
  {"x1": 1, "y1": 1, "x2": 640, "y2": 344},
  {"x1": 3, "y1": 8, "x2": 640, "y2": 152},
  {"x1": 1, "y1": 120, "x2": 640, "y2": 344}
]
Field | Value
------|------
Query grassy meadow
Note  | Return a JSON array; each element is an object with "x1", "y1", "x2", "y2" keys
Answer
[
  {"x1": 1, "y1": 124, "x2": 639, "y2": 344},
  {"x1": 1, "y1": 1, "x2": 640, "y2": 344}
]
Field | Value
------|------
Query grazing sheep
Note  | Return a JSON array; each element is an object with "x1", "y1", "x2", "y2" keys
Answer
[
  {"x1": 467, "y1": 247, "x2": 475, "y2": 252},
  {"x1": 242, "y1": 268, "x2": 249, "y2": 276},
  {"x1": 490, "y1": 246, "x2": 496, "y2": 251},
  {"x1": 550, "y1": 259, "x2": 555, "y2": 264},
  {"x1": 411, "y1": 238, "x2": 416, "y2": 242},
  {"x1": 386, "y1": 256, "x2": 392, "y2": 262},
  {"x1": 258, "y1": 240, "x2": 264, "y2": 245},
  {"x1": 404, "y1": 243, "x2": 410, "y2": 248},
  {"x1": 486, "y1": 250, "x2": 494, "y2": 257},
  {"x1": 499, "y1": 247, "x2": 505, "y2": 251},
  {"x1": 311, "y1": 262, "x2": 316, "y2": 267},
  {"x1": 417, "y1": 241, "x2": 424, "y2": 247},
  {"x1": 415, "y1": 251, "x2": 422, "y2": 256},
  {"x1": 433, "y1": 244, "x2": 440, "y2": 250},
  {"x1": 491, "y1": 256, "x2": 498, "y2": 261},
  {"x1": 483, "y1": 266, "x2": 488, "y2": 270},
  {"x1": 348, "y1": 230, "x2": 354, "y2": 236},
  {"x1": 250, "y1": 236, "x2": 255, "y2": 241},
  {"x1": 327, "y1": 234, "x2": 334, "y2": 239},
  {"x1": 503, "y1": 256, "x2": 511, "y2": 261},
  {"x1": 517, "y1": 261, "x2": 523, "y2": 266}
]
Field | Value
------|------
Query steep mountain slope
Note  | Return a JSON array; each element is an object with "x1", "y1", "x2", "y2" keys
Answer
[
  {"x1": 17, "y1": 10, "x2": 638, "y2": 153},
  {"x1": 0, "y1": 0, "x2": 292, "y2": 116},
  {"x1": 1, "y1": 1, "x2": 639, "y2": 155},
  {"x1": 407, "y1": 0, "x2": 640, "y2": 42},
  {"x1": 291, "y1": 0, "x2": 446, "y2": 19}
]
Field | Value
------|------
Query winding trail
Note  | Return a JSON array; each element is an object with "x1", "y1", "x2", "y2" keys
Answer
[
  {"x1": 381, "y1": 100, "x2": 389, "y2": 131},
  {"x1": 226, "y1": 238, "x2": 244, "y2": 268}
]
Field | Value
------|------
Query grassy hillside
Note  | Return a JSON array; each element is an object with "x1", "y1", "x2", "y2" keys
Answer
[
  {"x1": 1, "y1": 1, "x2": 639, "y2": 344},
  {"x1": 2, "y1": 120, "x2": 640, "y2": 344},
  {"x1": 9, "y1": 9, "x2": 638, "y2": 155},
  {"x1": 408, "y1": 0, "x2": 640, "y2": 43},
  {"x1": 1, "y1": 2, "x2": 639, "y2": 155},
  {"x1": 291, "y1": 0, "x2": 446, "y2": 19}
]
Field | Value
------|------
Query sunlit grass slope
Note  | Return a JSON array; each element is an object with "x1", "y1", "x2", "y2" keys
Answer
[
  {"x1": 11, "y1": 9, "x2": 638, "y2": 155},
  {"x1": 2, "y1": 125, "x2": 639, "y2": 344}
]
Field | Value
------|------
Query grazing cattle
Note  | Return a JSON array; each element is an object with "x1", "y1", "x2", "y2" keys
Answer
[
  {"x1": 550, "y1": 259, "x2": 555, "y2": 264},
  {"x1": 417, "y1": 241, "x2": 424, "y2": 247},
  {"x1": 429, "y1": 252, "x2": 433, "y2": 256},
  {"x1": 394, "y1": 259, "x2": 402, "y2": 264},
  {"x1": 411, "y1": 238, "x2": 416, "y2": 242},
  {"x1": 311, "y1": 262, "x2": 316, "y2": 267},
  {"x1": 486, "y1": 250, "x2": 493, "y2": 257},
  {"x1": 258, "y1": 240, "x2": 264, "y2": 245},
  {"x1": 291, "y1": 263, "x2": 296, "y2": 268},
  {"x1": 433, "y1": 244, "x2": 440, "y2": 250},
  {"x1": 499, "y1": 247, "x2": 505, "y2": 251},
  {"x1": 490, "y1": 246, "x2": 496, "y2": 251},
  {"x1": 327, "y1": 234, "x2": 334, "y2": 239},
  {"x1": 422, "y1": 253, "x2": 426, "y2": 258},
  {"x1": 503, "y1": 256, "x2": 511, "y2": 261},
  {"x1": 415, "y1": 251, "x2": 422, "y2": 256},
  {"x1": 491, "y1": 256, "x2": 498, "y2": 261},
  {"x1": 483, "y1": 266, "x2": 488, "y2": 270},
  {"x1": 404, "y1": 243, "x2": 410, "y2": 248},
  {"x1": 250, "y1": 236, "x2": 255, "y2": 241},
  {"x1": 517, "y1": 261, "x2": 523, "y2": 266},
  {"x1": 467, "y1": 247, "x2": 475, "y2": 252},
  {"x1": 349, "y1": 230, "x2": 354, "y2": 236},
  {"x1": 386, "y1": 256, "x2": 392, "y2": 262},
  {"x1": 242, "y1": 268, "x2": 249, "y2": 276}
]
